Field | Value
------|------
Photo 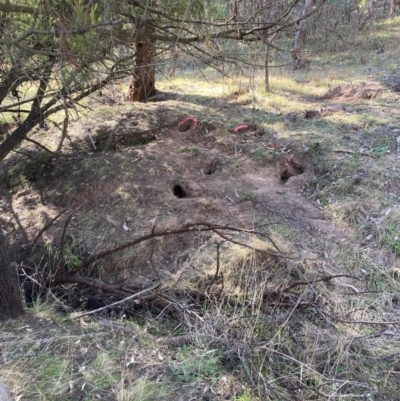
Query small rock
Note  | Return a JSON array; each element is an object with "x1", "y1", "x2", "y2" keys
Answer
[{"x1": 388, "y1": 267, "x2": 400, "y2": 279}]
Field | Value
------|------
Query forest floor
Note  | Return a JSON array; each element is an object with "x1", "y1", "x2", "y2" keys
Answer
[{"x1": 1, "y1": 17, "x2": 400, "y2": 401}]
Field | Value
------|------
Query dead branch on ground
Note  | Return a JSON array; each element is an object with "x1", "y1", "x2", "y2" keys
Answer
[
  {"x1": 60, "y1": 222, "x2": 284, "y2": 279},
  {"x1": 31, "y1": 208, "x2": 67, "y2": 247}
]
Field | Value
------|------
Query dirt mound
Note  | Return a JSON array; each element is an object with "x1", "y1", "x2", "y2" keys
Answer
[
  {"x1": 0, "y1": 103, "x2": 335, "y2": 290},
  {"x1": 321, "y1": 82, "x2": 383, "y2": 101}
]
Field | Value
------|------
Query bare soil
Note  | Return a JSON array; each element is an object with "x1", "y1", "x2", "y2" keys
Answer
[
  {"x1": 1, "y1": 74, "x2": 400, "y2": 400},
  {"x1": 0, "y1": 88, "x2": 341, "y2": 284}
]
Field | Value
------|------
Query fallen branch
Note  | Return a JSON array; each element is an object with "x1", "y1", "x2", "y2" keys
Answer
[
  {"x1": 98, "y1": 319, "x2": 202, "y2": 346},
  {"x1": 317, "y1": 308, "x2": 400, "y2": 325},
  {"x1": 62, "y1": 222, "x2": 285, "y2": 279},
  {"x1": 21, "y1": 268, "x2": 73, "y2": 313},
  {"x1": 31, "y1": 208, "x2": 67, "y2": 246},
  {"x1": 333, "y1": 148, "x2": 375, "y2": 158},
  {"x1": 72, "y1": 283, "x2": 161, "y2": 318},
  {"x1": 53, "y1": 213, "x2": 73, "y2": 283},
  {"x1": 25, "y1": 137, "x2": 77, "y2": 158},
  {"x1": 59, "y1": 274, "x2": 133, "y2": 297},
  {"x1": 281, "y1": 274, "x2": 359, "y2": 292},
  {"x1": 213, "y1": 228, "x2": 286, "y2": 259}
]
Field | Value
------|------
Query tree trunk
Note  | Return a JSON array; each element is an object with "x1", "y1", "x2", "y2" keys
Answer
[
  {"x1": 257, "y1": 0, "x2": 276, "y2": 92},
  {"x1": 292, "y1": 0, "x2": 315, "y2": 67},
  {"x1": 0, "y1": 58, "x2": 53, "y2": 163},
  {"x1": 369, "y1": 0, "x2": 378, "y2": 18},
  {"x1": 128, "y1": 24, "x2": 157, "y2": 102},
  {"x1": 264, "y1": 32, "x2": 277, "y2": 92},
  {"x1": 359, "y1": 0, "x2": 378, "y2": 30},
  {"x1": 0, "y1": 233, "x2": 24, "y2": 321},
  {"x1": 265, "y1": 43, "x2": 270, "y2": 92},
  {"x1": 390, "y1": 0, "x2": 396, "y2": 17}
]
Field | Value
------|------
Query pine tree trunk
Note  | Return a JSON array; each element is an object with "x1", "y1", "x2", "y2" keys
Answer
[
  {"x1": 0, "y1": 234, "x2": 24, "y2": 321},
  {"x1": 128, "y1": 25, "x2": 157, "y2": 102}
]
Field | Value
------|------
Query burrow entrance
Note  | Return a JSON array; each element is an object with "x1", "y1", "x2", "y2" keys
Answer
[
  {"x1": 279, "y1": 155, "x2": 304, "y2": 182},
  {"x1": 203, "y1": 159, "x2": 219, "y2": 175},
  {"x1": 173, "y1": 184, "x2": 187, "y2": 198}
]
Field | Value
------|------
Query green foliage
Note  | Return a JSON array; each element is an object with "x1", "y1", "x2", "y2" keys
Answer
[
  {"x1": 242, "y1": 190, "x2": 257, "y2": 204},
  {"x1": 33, "y1": 356, "x2": 72, "y2": 397},
  {"x1": 234, "y1": 392, "x2": 254, "y2": 401},
  {"x1": 190, "y1": 147, "x2": 199, "y2": 156},
  {"x1": 171, "y1": 348, "x2": 223, "y2": 384},
  {"x1": 380, "y1": 221, "x2": 400, "y2": 256},
  {"x1": 252, "y1": 148, "x2": 276, "y2": 164}
]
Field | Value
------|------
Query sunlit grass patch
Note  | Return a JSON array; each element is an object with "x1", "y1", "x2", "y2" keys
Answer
[
  {"x1": 84, "y1": 351, "x2": 120, "y2": 392},
  {"x1": 28, "y1": 298, "x2": 58, "y2": 320},
  {"x1": 268, "y1": 74, "x2": 326, "y2": 98},
  {"x1": 116, "y1": 379, "x2": 172, "y2": 401}
]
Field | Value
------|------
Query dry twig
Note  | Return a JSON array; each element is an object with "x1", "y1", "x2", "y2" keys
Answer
[{"x1": 73, "y1": 283, "x2": 161, "y2": 318}]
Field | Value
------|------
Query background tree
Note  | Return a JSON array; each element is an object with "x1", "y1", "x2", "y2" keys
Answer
[
  {"x1": 292, "y1": 0, "x2": 315, "y2": 66},
  {"x1": 1, "y1": 0, "x2": 315, "y2": 161},
  {"x1": 0, "y1": 232, "x2": 24, "y2": 320},
  {"x1": 390, "y1": 0, "x2": 396, "y2": 17},
  {"x1": 0, "y1": 0, "x2": 132, "y2": 162}
]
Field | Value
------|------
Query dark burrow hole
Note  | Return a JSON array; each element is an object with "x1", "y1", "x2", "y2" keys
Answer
[
  {"x1": 204, "y1": 166, "x2": 216, "y2": 175},
  {"x1": 173, "y1": 184, "x2": 187, "y2": 198},
  {"x1": 281, "y1": 168, "x2": 304, "y2": 181},
  {"x1": 204, "y1": 160, "x2": 218, "y2": 175},
  {"x1": 280, "y1": 157, "x2": 304, "y2": 182}
]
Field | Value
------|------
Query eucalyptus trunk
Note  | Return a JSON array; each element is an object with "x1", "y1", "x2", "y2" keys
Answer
[
  {"x1": 390, "y1": 0, "x2": 396, "y2": 17},
  {"x1": 292, "y1": 0, "x2": 314, "y2": 66}
]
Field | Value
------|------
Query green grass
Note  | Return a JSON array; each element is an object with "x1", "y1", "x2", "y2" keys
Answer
[
  {"x1": 378, "y1": 210, "x2": 400, "y2": 256},
  {"x1": 171, "y1": 348, "x2": 223, "y2": 384},
  {"x1": 116, "y1": 379, "x2": 172, "y2": 401},
  {"x1": 242, "y1": 190, "x2": 257, "y2": 204},
  {"x1": 235, "y1": 392, "x2": 254, "y2": 401},
  {"x1": 34, "y1": 356, "x2": 72, "y2": 397}
]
